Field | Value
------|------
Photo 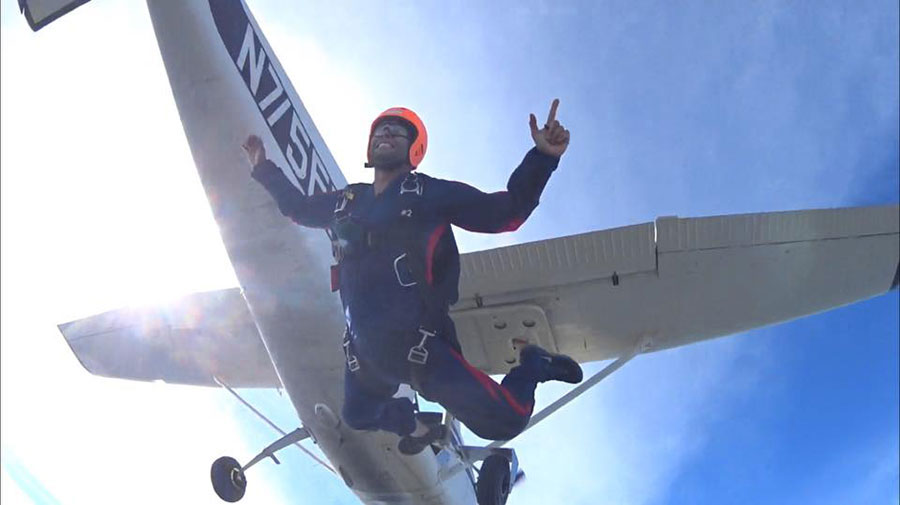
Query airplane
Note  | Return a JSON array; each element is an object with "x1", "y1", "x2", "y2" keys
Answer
[{"x1": 19, "y1": 1, "x2": 899, "y2": 504}]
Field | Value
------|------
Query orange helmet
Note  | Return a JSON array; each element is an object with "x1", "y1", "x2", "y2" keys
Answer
[{"x1": 367, "y1": 107, "x2": 428, "y2": 168}]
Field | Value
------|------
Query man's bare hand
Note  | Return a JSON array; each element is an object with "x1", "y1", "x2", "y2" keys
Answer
[
  {"x1": 242, "y1": 135, "x2": 266, "y2": 167},
  {"x1": 529, "y1": 99, "x2": 570, "y2": 158}
]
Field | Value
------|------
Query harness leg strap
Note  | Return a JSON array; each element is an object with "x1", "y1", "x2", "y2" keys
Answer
[{"x1": 408, "y1": 327, "x2": 435, "y2": 365}]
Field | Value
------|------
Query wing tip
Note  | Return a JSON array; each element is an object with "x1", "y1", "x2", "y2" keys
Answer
[{"x1": 57, "y1": 324, "x2": 98, "y2": 376}]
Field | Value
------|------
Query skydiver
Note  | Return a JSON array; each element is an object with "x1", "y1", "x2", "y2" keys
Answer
[{"x1": 243, "y1": 99, "x2": 582, "y2": 454}]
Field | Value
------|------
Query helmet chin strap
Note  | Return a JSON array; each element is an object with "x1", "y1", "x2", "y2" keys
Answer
[{"x1": 366, "y1": 158, "x2": 412, "y2": 172}]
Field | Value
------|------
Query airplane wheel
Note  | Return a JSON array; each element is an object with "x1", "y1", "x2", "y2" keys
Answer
[
  {"x1": 476, "y1": 455, "x2": 511, "y2": 505},
  {"x1": 211, "y1": 456, "x2": 247, "y2": 502}
]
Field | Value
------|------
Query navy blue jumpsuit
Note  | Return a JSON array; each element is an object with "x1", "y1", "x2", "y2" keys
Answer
[{"x1": 252, "y1": 148, "x2": 559, "y2": 441}]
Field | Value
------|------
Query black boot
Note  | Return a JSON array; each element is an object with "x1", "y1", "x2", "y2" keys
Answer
[
  {"x1": 520, "y1": 345, "x2": 583, "y2": 384},
  {"x1": 398, "y1": 423, "x2": 448, "y2": 455}
]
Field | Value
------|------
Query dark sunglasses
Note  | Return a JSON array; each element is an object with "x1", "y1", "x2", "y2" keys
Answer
[{"x1": 372, "y1": 123, "x2": 410, "y2": 139}]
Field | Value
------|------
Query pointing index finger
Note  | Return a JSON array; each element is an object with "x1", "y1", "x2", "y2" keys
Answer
[{"x1": 546, "y1": 98, "x2": 560, "y2": 126}]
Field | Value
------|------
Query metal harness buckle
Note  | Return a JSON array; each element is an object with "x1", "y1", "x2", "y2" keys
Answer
[
  {"x1": 393, "y1": 253, "x2": 418, "y2": 287},
  {"x1": 334, "y1": 187, "x2": 355, "y2": 215},
  {"x1": 343, "y1": 328, "x2": 360, "y2": 372},
  {"x1": 334, "y1": 198, "x2": 348, "y2": 215},
  {"x1": 332, "y1": 244, "x2": 345, "y2": 263},
  {"x1": 399, "y1": 173, "x2": 423, "y2": 195},
  {"x1": 408, "y1": 327, "x2": 435, "y2": 365}
]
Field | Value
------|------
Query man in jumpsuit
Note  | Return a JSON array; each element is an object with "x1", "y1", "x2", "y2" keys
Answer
[{"x1": 243, "y1": 99, "x2": 581, "y2": 455}]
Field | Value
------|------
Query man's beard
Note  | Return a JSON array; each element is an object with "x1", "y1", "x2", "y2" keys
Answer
[
  {"x1": 377, "y1": 160, "x2": 407, "y2": 171},
  {"x1": 370, "y1": 151, "x2": 408, "y2": 171}
]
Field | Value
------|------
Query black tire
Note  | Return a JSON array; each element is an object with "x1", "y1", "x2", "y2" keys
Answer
[
  {"x1": 211, "y1": 456, "x2": 246, "y2": 502},
  {"x1": 476, "y1": 454, "x2": 511, "y2": 505}
]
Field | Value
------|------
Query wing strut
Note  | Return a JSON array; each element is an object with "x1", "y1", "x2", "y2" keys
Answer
[
  {"x1": 488, "y1": 338, "x2": 650, "y2": 448},
  {"x1": 213, "y1": 376, "x2": 336, "y2": 474}
]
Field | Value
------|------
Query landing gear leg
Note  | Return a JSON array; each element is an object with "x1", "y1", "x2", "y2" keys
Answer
[{"x1": 210, "y1": 427, "x2": 310, "y2": 502}]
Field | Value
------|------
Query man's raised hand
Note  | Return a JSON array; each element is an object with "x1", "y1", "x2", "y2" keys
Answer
[
  {"x1": 529, "y1": 98, "x2": 570, "y2": 158},
  {"x1": 242, "y1": 134, "x2": 266, "y2": 168}
]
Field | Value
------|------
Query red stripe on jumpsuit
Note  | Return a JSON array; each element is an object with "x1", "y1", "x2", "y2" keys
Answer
[
  {"x1": 448, "y1": 349, "x2": 533, "y2": 417},
  {"x1": 425, "y1": 224, "x2": 447, "y2": 285},
  {"x1": 499, "y1": 215, "x2": 526, "y2": 232}
]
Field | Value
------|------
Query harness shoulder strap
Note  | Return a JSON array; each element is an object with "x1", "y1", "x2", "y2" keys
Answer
[
  {"x1": 334, "y1": 183, "x2": 371, "y2": 219},
  {"x1": 331, "y1": 183, "x2": 371, "y2": 263},
  {"x1": 394, "y1": 174, "x2": 455, "y2": 332}
]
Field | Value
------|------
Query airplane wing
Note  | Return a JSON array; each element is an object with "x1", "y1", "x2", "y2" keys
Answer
[
  {"x1": 451, "y1": 205, "x2": 899, "y2": 374},
  {"x1": 59, "y1": 288, "x2": 280, "y2": 387},
  {"x1": 60, "y1": 205, "x2": 896, "y2": 384}
]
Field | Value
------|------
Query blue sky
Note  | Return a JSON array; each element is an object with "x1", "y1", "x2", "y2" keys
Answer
[{"x1": 1, "y1": 1, "x2": 897, "y2": 504}]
